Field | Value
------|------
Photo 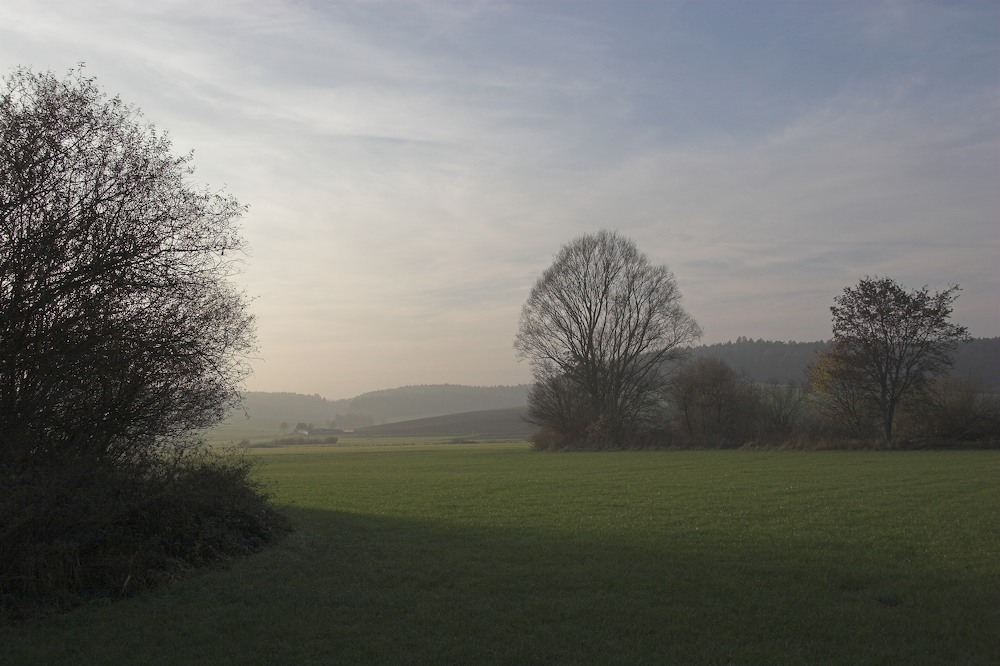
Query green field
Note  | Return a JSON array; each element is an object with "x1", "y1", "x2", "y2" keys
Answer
[{"x1": 3, "y1": 443, "x2": 998, "y2": 664}]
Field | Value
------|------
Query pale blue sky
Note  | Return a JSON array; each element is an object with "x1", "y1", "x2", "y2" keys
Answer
[{"x1": 2, "y1": 0, "x2": 997, "y2": 399}]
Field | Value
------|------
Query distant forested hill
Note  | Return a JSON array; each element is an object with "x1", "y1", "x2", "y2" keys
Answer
[
  {"x1": 348, "y1": 384, "x2": 529, "y2": 423},
  {"x1": 950, "y1": 337, "x2": 1000, "y2": 390},
  {"x1": 688, "y1": 338, "x2": 829, "y2": 384},
  {"x1": 219, "y1": 384, "x2": 531, "y2": 433},
  {"x1": 352, "y1": 406, "x2": 532, "y2": 439},
  {"x1": 222, "y1": 391, "x2": 351, "y2": 432},
  {"x1": 689, "y1": 337, "x2": 999, "y2": 389}
]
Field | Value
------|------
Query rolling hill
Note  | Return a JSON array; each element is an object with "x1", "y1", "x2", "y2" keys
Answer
[
  {"x1": 215, "y1": 384, "x2": 531, "y2": 436},
  {"x1": 347, "y1": 406, "x2": 532, "y2": 439}
]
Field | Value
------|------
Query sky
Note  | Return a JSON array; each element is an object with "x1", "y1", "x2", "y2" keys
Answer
[{"x1": 1, "y1": 0, "x2": 997, "y2": 400}]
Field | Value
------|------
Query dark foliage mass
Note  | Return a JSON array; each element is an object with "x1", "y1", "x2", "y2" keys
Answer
[
  {"x1": 516, "y1": 234, "x2": 997, "y2": 451},
  {"x1": 1, "y1": 449, "x2": 289, "y2": 617},
  {"x1": 656, "y1": 279, "x2": 995, "y2": 450},
  {"x1": 670, "y1": 357, "x2": 762, "y2": 447},
  {"x1": 0, "y1": 68, "x2": 286, "y2": 616},
  {"x1": 0, "y1": 67, "x2": 254, "y2": 463},
  {"x1": 812, "y1": 277, "x2": 970, "y2": 442},
  {"x1": 524, "y1": 279, "x2": 996, "y2": 451}
]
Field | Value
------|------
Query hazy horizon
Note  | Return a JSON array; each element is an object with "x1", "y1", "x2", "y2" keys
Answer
[{"x1": 3, "y1": 1, "x2": 997, "y2": 399}]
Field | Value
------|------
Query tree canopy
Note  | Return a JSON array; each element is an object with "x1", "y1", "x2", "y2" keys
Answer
[
  {"x1": 812, "y1": 276, "x2": 969, "y2": 442},
  {"x1": 0, "y1": 67, "x2": 289, "y2": 614},
  {"x1": 0, "y1": 67, "x2": 255, "y2": 465},
  {"x1": 514, "y1": 230, "x2": 701, "y2": 448}
]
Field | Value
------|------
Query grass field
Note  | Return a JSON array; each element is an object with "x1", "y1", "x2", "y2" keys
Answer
[{"x1": 2, "y1": 442, "x2": 998, "y2": 664}]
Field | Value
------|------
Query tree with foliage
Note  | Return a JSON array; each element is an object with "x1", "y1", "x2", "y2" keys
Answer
[
  {"x1": 0, "y1": 67, "x2": 283, "y2": 612},
  {"x1": 514, "y1": 230, "x2": 701, "y2": 448},
  {"x1": 0, "y1": 66, "x2": 255, "y2": 464},
  {"x1": 815, "y1": 276, "x2": 969, "y2": 442}
]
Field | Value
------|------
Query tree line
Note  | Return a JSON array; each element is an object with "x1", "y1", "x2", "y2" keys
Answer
[
  {"x1": 226, "y1": 340, "x2": 997, "y2": 438},
  {"x1": 688, "y1": 337, "x2": 998, "y2": 390},
  {"x1": 516, "y1": 232, "x2": 997, "y2": 450}
]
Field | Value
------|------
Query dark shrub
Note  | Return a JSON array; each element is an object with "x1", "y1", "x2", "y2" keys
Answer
[
  {"x1": 530, "y1": 428, "x2": 575, "y2": 451},
  {"x1": 897, "y1": 376, "x2": 1000, "y2": 446},
  {"x1": 0, "y1": 446, "x2": 289, "y2": 619},
  {"x1": 671, "y1": 358, "x2": 761, "y2": 448}
]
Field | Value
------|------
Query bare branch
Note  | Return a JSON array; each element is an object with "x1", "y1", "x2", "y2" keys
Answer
[{"x1": 0, "y1": 67, "x2": 255, "y2": 465}]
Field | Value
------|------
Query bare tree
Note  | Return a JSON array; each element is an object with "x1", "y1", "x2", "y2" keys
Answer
[
  {"x1": 671, "y1": 357, "x2": 759, "y2": 447},
  {"x1": 514, "y1": 230, "x2": 701, "y2": 447},
  {"x1": 806, "y1": 350, "x2": 877, "y2": 438},
  {"x1": 0, "y1": 67, "x2": 255, "y2": 466},
  {"x1": 758, "y1": 382, "x2": 805, "y2": 436},
  {"x1": 822, "y1": 276, "x2": 969, "y2": 442},
  {"x1": 524, "y1": 374, "x2": 593, "y2": 444}
]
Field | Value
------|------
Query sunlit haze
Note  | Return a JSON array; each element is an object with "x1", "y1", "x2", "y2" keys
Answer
[{"x1": 2, "y1": 1, "x2": 997, "y2": 399}]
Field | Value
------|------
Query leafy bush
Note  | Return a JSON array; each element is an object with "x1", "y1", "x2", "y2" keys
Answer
[
  {"x1": 0, "y1": 68, "x2": 289, "y2": 621},
  {"x1": 0, "y1": 446, "x2": 290, "y2": 619}
]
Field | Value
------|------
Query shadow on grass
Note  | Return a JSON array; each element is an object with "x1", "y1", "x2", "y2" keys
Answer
[{"x1": 3, "y1": 504, "x2": 998, "y2": 665}]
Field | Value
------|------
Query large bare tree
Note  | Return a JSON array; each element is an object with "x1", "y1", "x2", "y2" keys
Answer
[
  {"x1": 515, "y1": 230, "x2": 701, "y2": 447},
  {"x1": 0, "y1": 67, "x2": 255, "y2": 466},
  {"x1": 822, "y1": 276, "x2": 969, "y2": 442}
]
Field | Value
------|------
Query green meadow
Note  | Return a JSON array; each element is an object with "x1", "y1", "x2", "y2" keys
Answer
[{"x1": 3, "y1": 443, "x2": 998, "y2": 665}]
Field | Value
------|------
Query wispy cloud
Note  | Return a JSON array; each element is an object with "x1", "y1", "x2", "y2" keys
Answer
[{"x1": 2, "y1": 0, "x2": 996, "y2": 397}]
